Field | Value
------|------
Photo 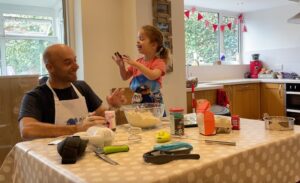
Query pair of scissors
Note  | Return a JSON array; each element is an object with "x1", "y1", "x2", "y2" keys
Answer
[{"x1": 143, "y1": 142, "x2": 200, "y2": 164}]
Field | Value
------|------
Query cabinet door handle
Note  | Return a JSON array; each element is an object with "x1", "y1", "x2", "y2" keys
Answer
[{"x1": 278, "y1": 84, "x2": 282, "y2": 98}]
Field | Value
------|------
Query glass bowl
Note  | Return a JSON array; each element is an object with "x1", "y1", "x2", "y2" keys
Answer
[{"x1": 122, "y1": 103, "x2": 164, "y2": 128}]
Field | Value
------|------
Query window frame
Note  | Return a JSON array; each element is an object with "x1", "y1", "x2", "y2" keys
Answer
[
  {"x1": 0, "y1": 3, "x2": 64, "y2": 76},
  {"x1": 185, "y1": 6, "x2": 242, "y2": 65}
]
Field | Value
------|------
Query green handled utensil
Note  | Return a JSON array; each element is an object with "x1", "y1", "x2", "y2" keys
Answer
[
  {"x1": 94, "y1": 145, "x2": 129, "y2": 165},
  {"x1": 103, "y1": 145, "x2": 129, "y2": 154}
]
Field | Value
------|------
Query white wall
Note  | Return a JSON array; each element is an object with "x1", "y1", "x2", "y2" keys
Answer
[
  {"x1": 243, "y1": 5, "x2": 300, "y2": 73},
  {"x1": 187, "y1": 65, "x2": 249, "y2": 82},
  {"x1": 79, "y1": 0, "x2": 187, "y2": 112}
]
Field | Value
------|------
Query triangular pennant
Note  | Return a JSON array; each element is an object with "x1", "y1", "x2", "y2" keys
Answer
[
  {"x1": 227, "y1": 23, "x2": 232, "y2": 30},
  {"x1": 234, "y1": 19, "x2": 239, "y2": 25},
  {"x1": 205, "y1": 20, "x2": 210, "y2": 27},
  {"x1": 242, "y1": 24, "x2": 247, "y2": 32},
  {"x1": 220, "y1": 25, "x2": 225, "y2": 32},
  {"x1": 191, "y1": 7, "x2": 196, "y2": 14},
  {"x1": 184, "y1": 10, "x2": 190, "y2": 18},
  {"x1": 197, "y1": 12, "x2": 203, "y2": 21},
  {"x1": 238, "y1": 14, "x2": 244, "y2": 24},
  {"x1": 213, "y1": 24, "x2": 218, "y2": 32}
]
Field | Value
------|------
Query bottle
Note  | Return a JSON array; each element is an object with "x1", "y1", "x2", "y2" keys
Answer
[
  {"x1": 169, "y1": 107, "x2": 184, "y2": 136},
  {"x1": 105, "y1": 111, "x2": 116, "y2": 131}
]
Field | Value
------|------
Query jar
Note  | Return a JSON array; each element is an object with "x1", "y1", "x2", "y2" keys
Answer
[
  {"x1": 231, "y1": 115, "x2": 240, "y2": 130},
  {"x1": 105, "y1": 111, "x2": 116, "y2": 131},
  {"x1": 169, "y1": 107, "x2": 184, "y2": 136}
]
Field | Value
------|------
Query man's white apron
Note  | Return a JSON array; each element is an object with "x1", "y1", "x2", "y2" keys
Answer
[{"x1": 46, "y1": 80, "x2": 88, "y2": 125}]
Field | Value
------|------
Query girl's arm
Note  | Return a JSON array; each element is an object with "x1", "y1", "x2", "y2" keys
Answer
[
  {"x1": 133, "y1": 62, "x2": 162, "y2": 80},
  {"x1": 112, "y1": 55, "x2": 132, "y2": 80},
  {"x1": 123, "y1": 56, "x2": 162, "y2": 80},
  {"x1": 118, "y1": 63, "x2": 132, "y2": 80}
]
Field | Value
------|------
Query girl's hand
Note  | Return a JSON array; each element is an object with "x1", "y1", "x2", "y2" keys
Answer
[
  {"x1": 122, "y1": 55, "x2": 137, "y2": 67},
  {"x1": 112, "y1": 54, "x2": 125, "y2": 67}
]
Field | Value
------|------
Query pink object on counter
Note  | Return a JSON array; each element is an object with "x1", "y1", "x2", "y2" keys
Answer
[{"x1": 250, "y1": 60, "x2": 262, "y2": 78}]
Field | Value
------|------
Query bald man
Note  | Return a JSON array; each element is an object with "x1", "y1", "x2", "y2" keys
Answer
[{"x1": 19, "y1": 44, "x2": 124, "y2": 140}]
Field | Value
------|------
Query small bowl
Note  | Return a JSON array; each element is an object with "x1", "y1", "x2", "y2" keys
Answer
[
  {"x1": 122, "y1": 103, "x2": 164, "y2": 128},
  {"x1": 264, "y1": 116, "x2": 295, "y2": 131}
]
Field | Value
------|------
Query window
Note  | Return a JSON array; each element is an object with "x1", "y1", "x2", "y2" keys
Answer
[
  {"x1": 0, "y1": 1, "x2": 65, "y2": 76},
  {"x1": 185, "y1": 9, "x2": 240, "y2": 65}
]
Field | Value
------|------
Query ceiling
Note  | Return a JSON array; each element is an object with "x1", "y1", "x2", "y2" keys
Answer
[
  {"x1": 0, "y1": 0, "x2": 58, "y2": 8},
  {"x1": 184, "y1": 0, "x2": 297, "y2": 12}
]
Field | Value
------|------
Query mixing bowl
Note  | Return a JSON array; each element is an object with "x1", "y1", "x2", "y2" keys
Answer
[{"x1": 122, "y1": 103, "x2": 164, "y2": 128}]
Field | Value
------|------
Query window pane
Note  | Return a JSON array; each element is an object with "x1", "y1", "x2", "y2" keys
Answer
[
  {"x1": 4, "y1": 14, "x2": 53, "y2": 37},
  {"x1": 185, "y1": 11, "x2": 219, "y2": 65},
  {"x1": 5, "y1": 40, "x2": 51, "y2": 75},
  {"x1": 222, "y1": 16, "x2": 239, "y2": 62}
]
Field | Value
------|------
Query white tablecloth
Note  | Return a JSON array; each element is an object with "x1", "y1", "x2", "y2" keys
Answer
[{"x1": 1, "y1": 118, "x2": 300, "y2": 183}]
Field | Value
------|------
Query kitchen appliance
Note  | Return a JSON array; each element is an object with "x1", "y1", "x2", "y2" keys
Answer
[
  {"x1": 286, "y1": 83, "x2": 300, "y2": 125},
  {"x1": 250, "y1": 54, "x2": 262, "y2": 78}
]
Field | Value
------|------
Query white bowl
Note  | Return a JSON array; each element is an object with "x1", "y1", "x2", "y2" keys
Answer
[{"x1": 122, "y1": 103, "x2": 164, "y2": 128}]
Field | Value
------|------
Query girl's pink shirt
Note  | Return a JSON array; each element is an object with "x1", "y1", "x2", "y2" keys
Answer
[{"x1": 127, "y1": 57, "x2": 166, "y2": 87}]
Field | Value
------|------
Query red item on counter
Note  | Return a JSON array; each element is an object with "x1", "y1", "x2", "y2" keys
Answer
[
  {"x1": 191, "y1": 84, "x2": 196, "y2": 113},
  {"x1": 217, "y1": 89, "x2": 230, "y2": 107},
  {"x1": 231, "y1": 115, "x2": 240, "y2": 130},
  {"x1": 250, "y1": 60, "x2": 262, "y2": 78}
]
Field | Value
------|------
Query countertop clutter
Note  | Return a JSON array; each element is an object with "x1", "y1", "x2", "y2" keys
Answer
[
  {"x1": 1, "y1": 118, "x2": 300, "y2": 183},
  {"x1": 186, "y1": 78, "x2": 300, "y2": 92}
]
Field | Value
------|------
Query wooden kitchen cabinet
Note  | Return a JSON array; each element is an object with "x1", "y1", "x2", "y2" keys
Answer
[
  {"x1": 224, "y1": 83, "x2": 261, "y2": 119},
  {"x1": 260, "y1": 83, "x2": 285, "y2": 118},
  {"x1": 186, "y1": 90, "x2": 217, "y2": 113},
  {"x1": 0, "y1": 76, "x2": 38, "y2": 164}
]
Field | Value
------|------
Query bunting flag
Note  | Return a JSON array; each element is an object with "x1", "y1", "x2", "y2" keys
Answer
[
  {"x1": 227, "y1": 23, "x2": 232, "y2": 30},
  {"x1": 238, "y1": 14, "x2": 244, "y2": 24},
  {"x1": 213, "y1": 24, "x2": 218, "y2": 32},
  {"x1": 234, "y1": 19, "x2": 239, "y2": 25},
  {"x1": 197, "y1": 12, "x2": 203, "y2": 21},
  {"x1": 184, "y1": 10, "x2": 190, "y2": 18},
  {"x1": 191, "y1": 7, "x2": 196, "y2": 14},
  {"x1": 184, "y1": 9, "x2": 248, "y2": 33},
  {"x1": 205, "y1": 20, "x2": 210, "y2": 27},
  {"x1": 220, "y1": 25, "x2": 226, "y2": 32},
  {"x1": 242, "y1": 24, "x2": 247, "y2": 32}
]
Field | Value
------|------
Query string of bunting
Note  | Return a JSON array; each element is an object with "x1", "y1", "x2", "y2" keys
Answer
[{"x1": 184, "y1": 7, "x2": 247, "y2": 32}]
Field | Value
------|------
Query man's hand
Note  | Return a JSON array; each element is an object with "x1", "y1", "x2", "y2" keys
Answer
[
  {"x1": 77, "y1": 115, "x2": 106, "y2": 132},
  {"x1": 106, "y1": 88, "x2": 127, "y2": 108}
]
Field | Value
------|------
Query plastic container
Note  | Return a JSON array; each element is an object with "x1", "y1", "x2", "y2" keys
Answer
[
  {"x1": 264, "y1": 116, "x2": 295, "y2": 131},
  {"x1": 169, "y1": 107, "x2": 184, "y2": 136},
  {"x1": 231, "y1": 115, "x2": 240, "y2": 130},
  {"x1": 105, "y1": 111, "x2": 116, "y2": 131}
]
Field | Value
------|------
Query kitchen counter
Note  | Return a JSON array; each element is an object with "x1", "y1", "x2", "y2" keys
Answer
[{"x1": 187, "y1": 78, "x2": 300, "y2": 92}]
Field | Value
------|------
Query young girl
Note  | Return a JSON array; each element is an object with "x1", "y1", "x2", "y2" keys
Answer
[{"x1": 112, "y1": 25, "x2": 170, "y2": 104}]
